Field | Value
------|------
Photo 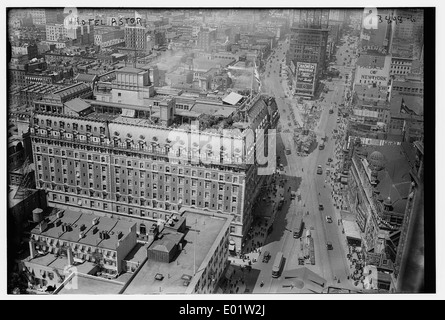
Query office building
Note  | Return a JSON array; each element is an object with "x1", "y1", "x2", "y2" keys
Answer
[
  {"x1": 125, "y1": 26, "x2": 151, "y2": 51},
  {"x1": 287, "y1": 23, "x2": 328, "y2": 98},
  {"x1": 197, "y1": 28, "x2": 216, "y2": 52},
  {"x1": 46, "y1": 24, "x2": 68, "y2": 42}
]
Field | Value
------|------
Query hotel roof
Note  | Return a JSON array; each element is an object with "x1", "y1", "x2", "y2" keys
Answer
[
  {"x1": 64, "y1": 97, "x2": 91, "y2": 113},
  {"x1": 222, "y1": 92, "x2": 243, "y2": 105},
  {"x1": 117, "y1": 66, "x2": 146, "y2": 74},
  {"x1": 47, "y1": 83, "x2": 91, "y2": 100},
  {"x1": 74, "y1": 73, "x2": 98, "y2": 83}
]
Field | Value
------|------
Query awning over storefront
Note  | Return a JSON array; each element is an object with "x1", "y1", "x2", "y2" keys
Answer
[{"x1": 343, "y1": 220, "x2": 362, "y2": 245}]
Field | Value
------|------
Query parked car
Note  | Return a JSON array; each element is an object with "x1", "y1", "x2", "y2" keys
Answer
[
  {"x1": 319, "y1": 204, "x2": 324, "y2": 210},
  {"x1": 326, "y1": 216, "x2": 333, "y2": 223},
  {"x1": 317, "y1": 165, "x2": 323, "y2": 174},
  {"x1": 326, "y1": 241, "x2": 333, "y2": 250},
  {"x1": 262, "y1": 251, "x2": 271, "y2": 263}
]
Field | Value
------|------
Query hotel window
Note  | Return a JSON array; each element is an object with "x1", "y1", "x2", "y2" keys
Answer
[
  {"x1": 191, "y1": 179, "x2": 197, "y2": 187},
  {"x1": 192, "y1": 190, "x2": 197, "y2": 196},
  {"x1": 219, "y1": 184, "x2": 224, "y2": 191},
  {"x1": 192, "y1": 170, "x2": 197, "y2": 177},
  {"x1": 205, "y1": 172, "x2": 211, "y2": 179},
  {"x1": 231, "y1": 206, "x2": 236, "y2": 213},
  {"x1": 218, "y1": 194, "x2": 223, "y2": 200},
  {"x1": 178, "y1": 168, "x2": 183, "y2": 174},
  {"x1": 219, "y1": 175, "x2": 224, "y2": 181}
]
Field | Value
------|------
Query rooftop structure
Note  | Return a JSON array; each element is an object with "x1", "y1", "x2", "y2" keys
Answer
[{"x1": 123, "y1": 210, "x2": 232, "y2": 294}]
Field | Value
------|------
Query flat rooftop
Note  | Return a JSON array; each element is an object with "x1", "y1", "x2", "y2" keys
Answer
[
  {"x1": 57, "y1": 273, "x2": 124, "y2": 295},
  {"x1": 25, "y1": 252, "x2": 96, "y2": 275},
  {"x1": 122, "y1": 210, "x2": 230, "y2": 294},
  {"x1": 8, "y1": 186, "x2": 39, "y2": 208}
]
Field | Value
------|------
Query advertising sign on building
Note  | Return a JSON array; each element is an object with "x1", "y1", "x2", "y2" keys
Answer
[{"x1": 296, "y1": 62, "x2": 317, "y2": 86}]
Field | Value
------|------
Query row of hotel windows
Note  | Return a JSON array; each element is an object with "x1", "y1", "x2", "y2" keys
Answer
[
  {"x1": 392, "y1": 60, "x2": 411, "y2": 65},
  {"x1": 35, "y1": 149, "x2": 241, "y2": 184},
  {"x1": 32, "y1": 138, "x2": 245, "y2": 174},
  {"x1": 32, "y1": 235, "x2": 117, "y2": 257},
  {"x1": 36, "y1": 163, "x2": 240, "y2": 195},
  {"x1": 36, "y1": 118, "x2": 106, "y2": 134},
  {"x1": 49, "y1": 193, "x2": 242, "y2": 219},
  {"x1": 40, "y1": 169, "x2": 241, "y2": 200},
  {"x1": 392, "y1": 86, "x2": 423, "y2": 94},
  {"x1": 391, "y1": 66, "x2": 411, "y2": 70}
]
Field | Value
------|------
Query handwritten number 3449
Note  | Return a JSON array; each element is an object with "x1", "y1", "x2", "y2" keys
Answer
[{"x1": 377, "y1": 15, "x2": 416, "y2": 24}]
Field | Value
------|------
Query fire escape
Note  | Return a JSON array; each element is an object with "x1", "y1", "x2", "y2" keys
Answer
[{"x1": 14, "y1": 157, "x2": 33, "y2": 199}]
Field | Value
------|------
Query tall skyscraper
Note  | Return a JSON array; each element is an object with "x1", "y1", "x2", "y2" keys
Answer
[{"x1": 288, "y1": 10, "x2": 329, "y2": 98}]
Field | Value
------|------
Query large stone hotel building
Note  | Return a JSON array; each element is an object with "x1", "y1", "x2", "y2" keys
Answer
[{"x1": 30, "y1": 66, "x2": 279, "y2": 253}]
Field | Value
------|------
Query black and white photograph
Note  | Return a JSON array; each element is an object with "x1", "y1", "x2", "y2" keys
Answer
[{"x1": 2, "y1": 1, "x2": 438, "y2": 301}]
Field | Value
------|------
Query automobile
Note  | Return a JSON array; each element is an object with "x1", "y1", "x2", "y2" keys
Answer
[
  {"x1": 326, "y1": 216, "x2": 333, "y2": 223},
  {"x1": 317, "y1": 165, "x2": 323, "y2": 174},
  {"x1": 319, "y1": 204, "x2": 324, "y2": 210},
  {"x1": 262, "y1": 251, "x2": 271, "y2": 263},
  {"x1": 285, "y1": 148, "x2": 291, "y2": 155},
  {"x1": 293, "y1": 231, "x2": 299, "y2": 239},
  {"x1": 328, "y1": 157, "x2": 333, "y2": 162},
  {"x1": 326, "y1": 241, "x2": 333, "y2": 250}
]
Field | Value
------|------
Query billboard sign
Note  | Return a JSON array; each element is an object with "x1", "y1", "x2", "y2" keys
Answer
[{"x1": 296, "y1": 62, "x2": 317, "y2": 87}]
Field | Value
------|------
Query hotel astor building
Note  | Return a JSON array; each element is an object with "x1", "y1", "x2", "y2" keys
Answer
[{"x1": 30, "y1": 67, "x2": 279, "y2": 253}]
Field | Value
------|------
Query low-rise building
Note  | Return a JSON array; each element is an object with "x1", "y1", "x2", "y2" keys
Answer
[
  {"x1": 26, "y1": 209, "x2": 138, "y2": 280},
  {"x1": 346, "y1": 143, "x2": 417, "y2": 266},
  {"x1": 122, "y1": 209, "x2": 232, "y2": 294}
]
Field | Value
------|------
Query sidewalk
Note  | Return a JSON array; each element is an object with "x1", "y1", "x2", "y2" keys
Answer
[{"x1": 324, "y1": 116, "x2": 364, "y2": 289}]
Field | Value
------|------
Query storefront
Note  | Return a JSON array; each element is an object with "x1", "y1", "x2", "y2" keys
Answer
[{"x1": 343, "y1": 219, "x2": 362, "y2": 247}]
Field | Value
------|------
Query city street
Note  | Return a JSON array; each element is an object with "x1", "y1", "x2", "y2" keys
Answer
[{"x1": 245, "y1": 35, "x2": 358, "y2": 293}]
